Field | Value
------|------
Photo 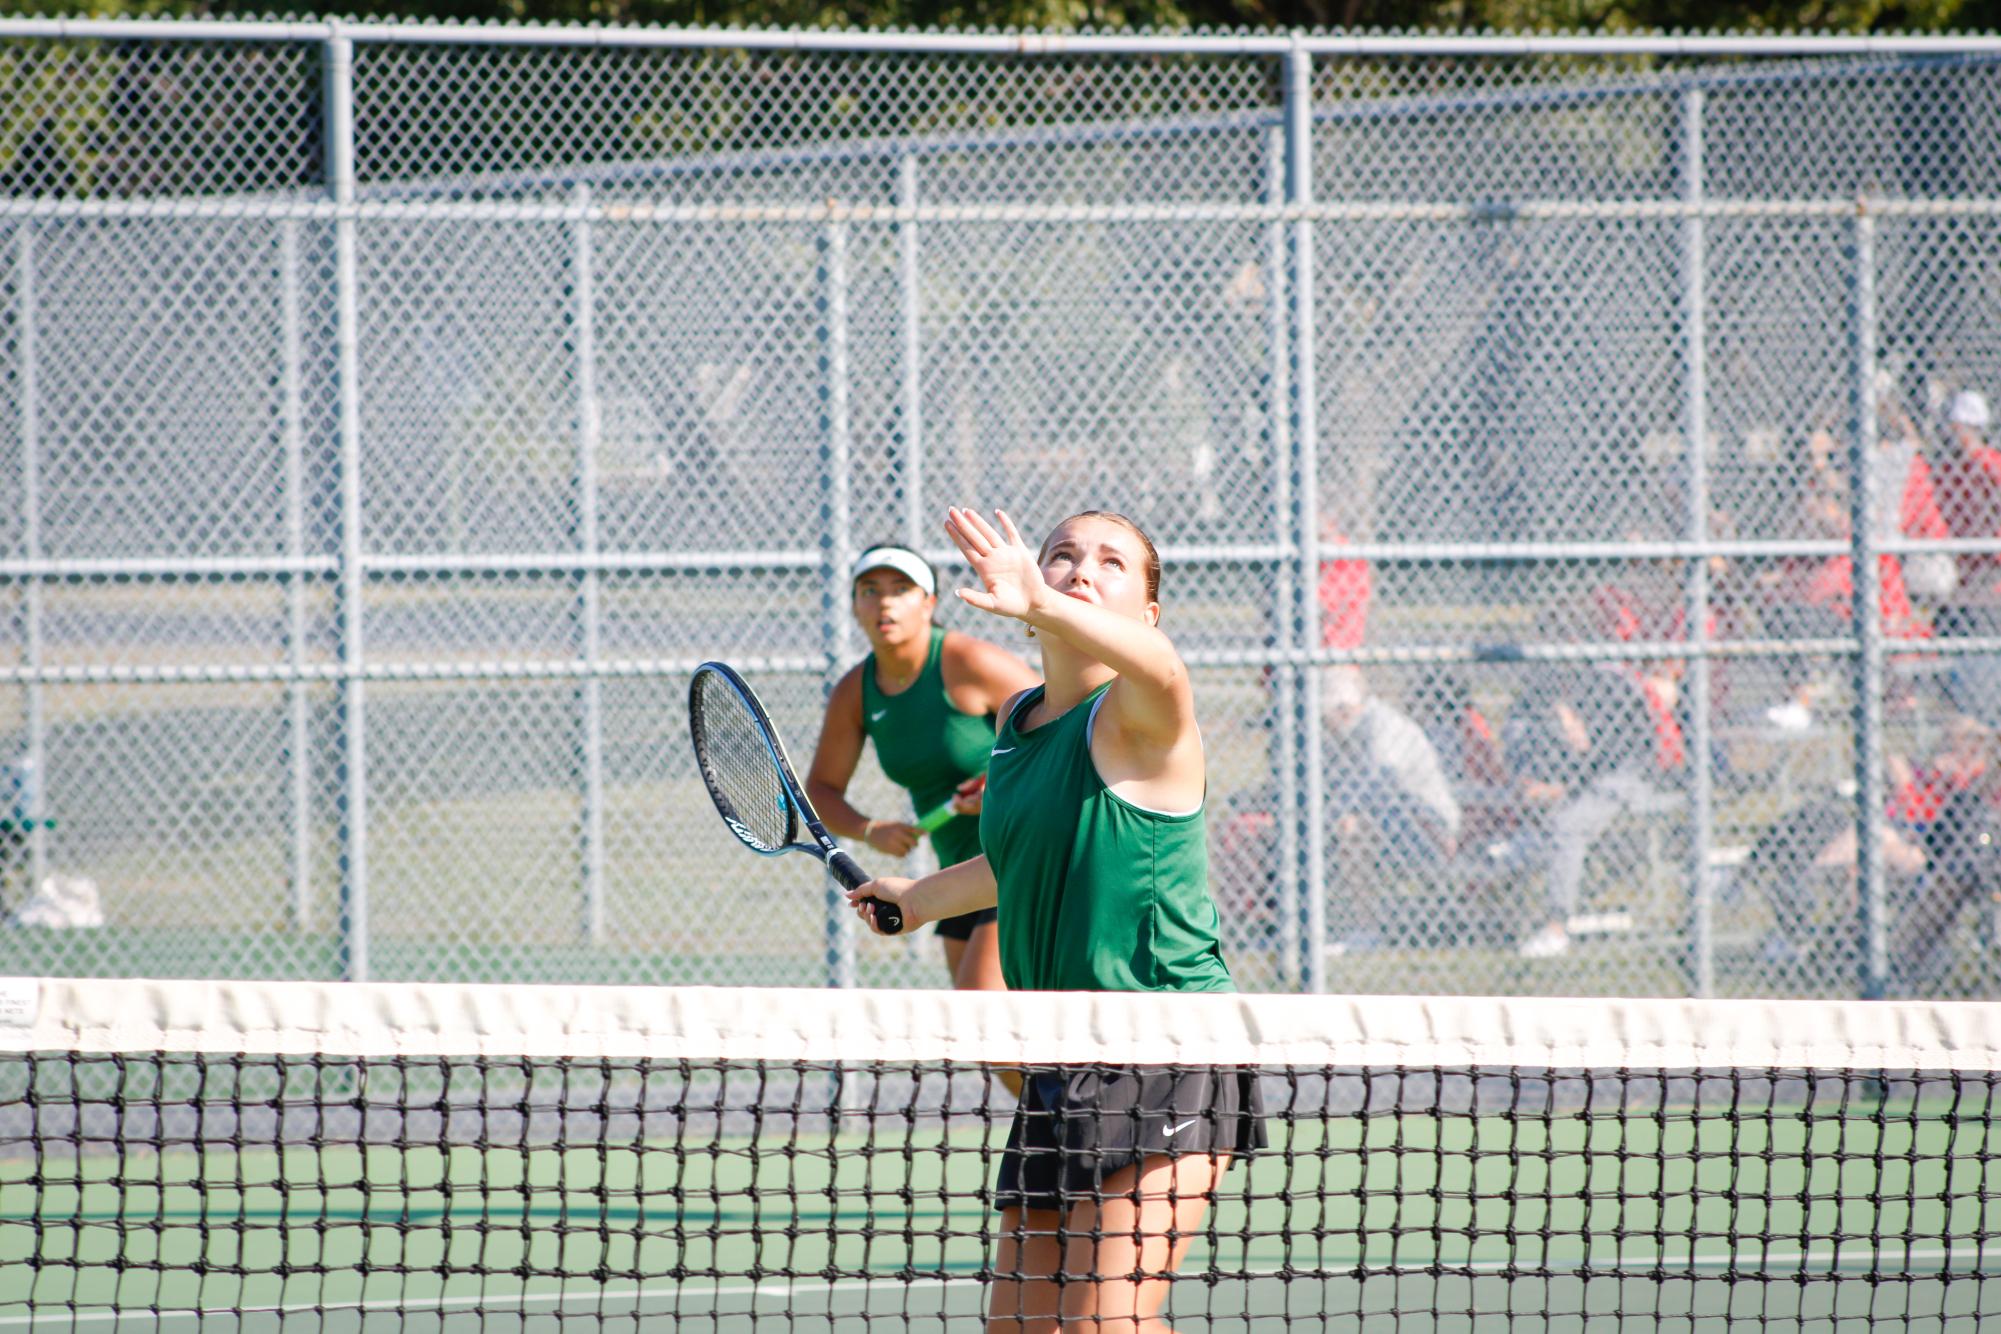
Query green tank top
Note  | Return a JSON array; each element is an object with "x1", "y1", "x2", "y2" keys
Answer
[
  {"x1": 981, "y1": 683, "x2": 1233, "y2": 994},
  {"x1": 860, "y1": 627, "x2": 994, "y2": 868}
]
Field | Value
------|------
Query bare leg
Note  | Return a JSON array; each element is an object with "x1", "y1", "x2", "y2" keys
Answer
[
  {"x1": 955, "y1": 920, "x2": 1007, "y2": 991},
  {"x1": 988, "y1": 1205, "x2": 1062, "y2": 1334},
  {"x1": 1545, "y1": 783, "x2": 1625, "y2": 927},
  {"x1": 987, "y1": 1153, "x2": 1226, "y2": 1334}
]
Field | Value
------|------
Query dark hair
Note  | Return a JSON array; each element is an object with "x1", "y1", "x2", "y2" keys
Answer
[{"x1": 1038, "y1": 511, "x2": 1162, "y2": 604}]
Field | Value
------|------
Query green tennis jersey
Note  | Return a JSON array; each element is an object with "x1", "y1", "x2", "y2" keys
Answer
[
  {"x1": 860, "y1": 627, "x2": 994, "y2": 868},
  {"x1": 981, "y1": 683, "x2": 1233, "y2": 994}
]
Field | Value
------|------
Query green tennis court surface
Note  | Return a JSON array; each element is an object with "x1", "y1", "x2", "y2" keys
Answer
[
  {"x1": 6, "y1": 978, "x2": 2001, "y2": 1330},
  {"x1": 10, "y1": 1104, "x2": 2001, "y2": 1329}
]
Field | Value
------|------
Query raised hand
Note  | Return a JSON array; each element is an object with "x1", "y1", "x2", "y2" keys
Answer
[{"x1": 945, "y1": 507, "x2": 1045, "y2": 622}]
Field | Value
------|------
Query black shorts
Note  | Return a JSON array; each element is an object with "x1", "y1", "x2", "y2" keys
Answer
[
  {"x1": 934, "y1": 907, "x2": 998, "y2": 941},
  {"x1": 993, "y1": 1064, "x2": 1267, "y2": 1214}
]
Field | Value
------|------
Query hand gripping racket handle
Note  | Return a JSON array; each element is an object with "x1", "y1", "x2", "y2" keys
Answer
[{"x1": 828, "y1": 847, "x2": 903, "y2": 935}]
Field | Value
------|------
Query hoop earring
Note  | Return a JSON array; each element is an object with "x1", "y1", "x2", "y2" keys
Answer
[{"x1": 1024, "y1": 626, "x2": 1037, "y2": 639}]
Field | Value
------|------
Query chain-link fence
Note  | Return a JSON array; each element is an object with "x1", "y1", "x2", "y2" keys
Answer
[{"x1": 3, "y1": 22, "x2": 2000, "y2": 998}]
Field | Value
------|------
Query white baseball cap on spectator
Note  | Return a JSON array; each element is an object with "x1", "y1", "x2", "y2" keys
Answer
[
  {"x1": 848, "y1": 546, "x2": 936, "y2": 596},
  {"x1": 1947, "y1": 390, "x2": 1991, "y2": 431}
]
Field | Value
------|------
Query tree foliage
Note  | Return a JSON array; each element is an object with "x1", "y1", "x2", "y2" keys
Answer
[{"x1": 4, "y1": 0, "x2": 1998, "y2": 35}]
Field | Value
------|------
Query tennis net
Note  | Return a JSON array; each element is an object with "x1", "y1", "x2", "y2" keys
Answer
[{"x1": 4, "y1": 976, "x2": 2001, "y2": 1330}]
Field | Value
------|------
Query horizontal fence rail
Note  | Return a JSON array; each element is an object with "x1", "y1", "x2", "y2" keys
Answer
[{"x1": 3, "y1": 21, "x2": 2001, "y2": 1002}]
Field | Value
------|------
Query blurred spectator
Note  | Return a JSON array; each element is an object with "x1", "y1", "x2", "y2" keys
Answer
[
  {"x1": 1497, "y1": 660, "x2": 1685, "y2": 959},
  {"x1": 1251, "y1": 519, "x2": 1370, "y2": 689},
  {"x1": 1903, "y1": 749, "x2": 2001, "y2": 991},
  {"x1": 1891, "y1": 712, "x2": 1991, "y2": 826},
  {"x1": 1734, "y1": 714, "x2": 1988, "y2": 974},
  {"x1": 1225, "y1": 521, "x2": 1374, "y2": 949},
  {"x1": 1590, "y1": 547, "x2": 1741, "y2": 726},
  {"x1": 1761, "y1": 411, "x2": 1946, "y2": 729},
  {"x1": 1323, "y1": 668, "x2": 1460, "y2": 858},
  {"x1": 1211, "y1": 784, "x2": 1283, "y2": 934},
  {"x1": 1588, "y1": 513, "x2": 1762, "y2": 788},
  {"x1": 1320, "y1": 667, "x2": 1459, "y2": 955},
  {"x1": 1881, "y1": 380, "x2": 1961, "y2": 605},
  {"x1": 1212, "y1": 668, "x2": 1461, "y2": 955},
  {"x1": 1734, "y1": 794, "x2": 1929, "y2": 971},
  {"x1": 1408, "y1": 667, "x2": 1514, "y2": 851},
  {"x1": 1930, "y1": 389, "x2": 2001, "y2": 721},
  {"x1": 1319, "y1": 521, "x2": 1372, "y2": 651}
]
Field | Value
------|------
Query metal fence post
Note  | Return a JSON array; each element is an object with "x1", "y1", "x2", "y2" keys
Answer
[
  {"x1": 1848, "y1": 204, "x2": 1888, "y2": 998},
  {"x1": 16, "y1": 226, "x2": 46, "y2": 900},
  {"x1": 821, "y1": 216, "x2": 858, "y2": 990},
  {"x1": 572, "y1": 184, "x2": 607, "y2": 947},
  {"x1": 1284, "y1": 43, "x2": 1327, "y2": 993},
  {"x1": 280, "y1": 220, "x2": 313, "y2": 933},
  {"x1": 896, "y1": 156, "x2": 926, "y2": 550},
  {"x1": 325, "y1": 25, "x2": 368, "y2": 982},
  {"x1": 1263, "y1": 122, "x2": 1300, "y2": 989},
  {"x1": 1680, "y1": 89, "x2": 1716, "y2": 997}
]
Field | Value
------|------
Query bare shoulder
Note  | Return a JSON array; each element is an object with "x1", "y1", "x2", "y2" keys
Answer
[
  {"x1": 942, "y1": 630, "x2": 1040, "y2": 697},
  {"x1": 824, "y1": 661, "x2": 867, "y2": 719}
]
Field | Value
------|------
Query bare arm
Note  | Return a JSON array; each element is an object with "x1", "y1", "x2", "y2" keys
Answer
[
  {"x1": 940, "y1": 631, "x2": 1042, "y2": 718},
  {"x1": 945, "y1": 507, "x2": 1194, "y2": 747},
  {"x1": 847, "y1": 856, "x2": 999, "y2": 935},
  {"x1": 1027, "y1": 582, "x2": 1197, "y2": 748},
  {"x1": 803, "y1": 666, "x2": 919, "y2": 856}
]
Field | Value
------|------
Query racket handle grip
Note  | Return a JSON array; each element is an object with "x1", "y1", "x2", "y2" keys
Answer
[
  {"x1": 868, "y1": 897, "x2": 904, "y2": 934},
  {"x1": 828, "y1": 847, "x2": 903, "y2": 935},
  {"x1": 914, "y1": 801, "x2": 955, "y2": 835}
]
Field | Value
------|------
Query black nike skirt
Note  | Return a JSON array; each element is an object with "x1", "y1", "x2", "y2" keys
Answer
[
  {"x1": 992, "y1": 1063, "x2": 1267, "y2": 1214},
  {"x1": 933, "y1": 906, "x2": 999, "y2": 941}
]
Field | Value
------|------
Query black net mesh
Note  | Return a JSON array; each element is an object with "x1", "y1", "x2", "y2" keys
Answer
[{"x1": 4, "y1": 980, "x2": 2000, "y2": 1329}]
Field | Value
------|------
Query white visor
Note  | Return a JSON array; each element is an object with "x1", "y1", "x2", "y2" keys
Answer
[{"x1": 849, "y1": 547, "x2": 936, "y2": 597}]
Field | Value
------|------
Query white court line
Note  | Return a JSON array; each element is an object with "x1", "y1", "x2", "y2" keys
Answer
[
  {"x1": 2, "y1": 1246, "x2": 1992, "y2": 1327},
  {"x1": 0, "y1": 1276, "x2": 973, "y2": 1328}
]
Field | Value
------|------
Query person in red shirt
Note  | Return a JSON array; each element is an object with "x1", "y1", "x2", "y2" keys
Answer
[
  {"x1": 1318, "y1": 522, "x2": 1372, "y2": 652},
  {"x1": 1933, "y1": 390, "x2": 2001, "y2": 592},
  {"x1": 1890, "y1": 712, "x2": 1990, "y2": 826},
  {"x1": 1902, "y1": 722, "x2": 2001, "y2": 989},
  {"x1": 1792, "y1": 425, "x2": 1946, "y2": 639},
  {"x1": 1762, "y1": 411, "x2": 1950, "y2": 730},
  {"x1": 1930, "y1": 390, "x2": 2001, "y2": 722}
]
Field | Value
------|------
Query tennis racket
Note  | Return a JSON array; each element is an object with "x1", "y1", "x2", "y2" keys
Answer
[{"x1": 688, "y1": 661, "x2": 903, "y2": 934}]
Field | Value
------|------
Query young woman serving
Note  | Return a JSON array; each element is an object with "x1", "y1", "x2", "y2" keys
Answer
[
  {"x1": 850, "y1": 507, "x2": 1262, "y2": 1334},
  {"x1": 805, "y1": 543, "x2": 1039, "y2": 992}
]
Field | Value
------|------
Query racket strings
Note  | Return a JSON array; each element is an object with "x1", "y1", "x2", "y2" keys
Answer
[{"x1": 692, "y1": 672, "x2": 795, "y2": 849}]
